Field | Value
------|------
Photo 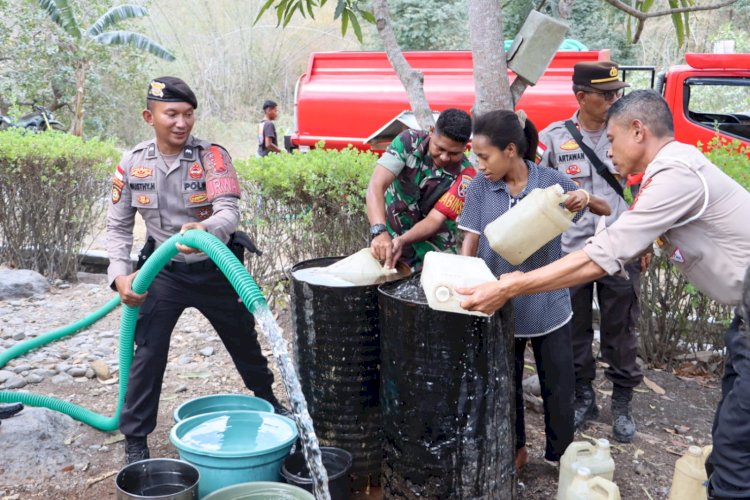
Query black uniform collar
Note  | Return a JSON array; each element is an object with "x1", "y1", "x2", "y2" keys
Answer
[{"x1": 145, "y1": 137, "x2": 197, "y2": 161}]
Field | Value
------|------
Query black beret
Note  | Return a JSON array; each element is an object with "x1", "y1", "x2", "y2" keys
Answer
[
  {"x1": 147, "y1": 76, "x2": 198, "y2": 109},
  {"x1": 573, "y1": 62, "x2": 630, "y2": 91}
]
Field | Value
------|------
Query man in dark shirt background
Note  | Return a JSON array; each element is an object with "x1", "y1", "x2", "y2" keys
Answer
[{"x1": 257, "y1": 100, "x2": 284, "y2": 156}]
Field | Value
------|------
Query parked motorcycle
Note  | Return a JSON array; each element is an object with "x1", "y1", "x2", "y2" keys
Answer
[{"x1": 0, "y1": 104, "x2": 65, "y2": 132}]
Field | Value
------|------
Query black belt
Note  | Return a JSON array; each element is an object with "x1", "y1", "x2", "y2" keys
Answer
[{"x1": 164, "y1": 259, "x2": 217, "y2": 273}]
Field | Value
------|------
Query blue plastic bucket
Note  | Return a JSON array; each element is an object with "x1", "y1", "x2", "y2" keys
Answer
[
  {"x1": 169, "y1": 410, "x2": 298, "y2": 497},
  {"x1": 172, "y1": 394, "x2": 274, "y2": 423},
  {"x1": 202, "y1": 481, "x2": 315, "y2": 500}
]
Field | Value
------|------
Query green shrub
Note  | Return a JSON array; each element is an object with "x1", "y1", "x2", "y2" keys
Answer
[
  {"x1": 234, "y1": 146, "x2": 378, "y2": 306},
  {"x1": 0, "y1": 129, "x2": 118, "y2": 279},
  {"x1": 703, "y1": 136, "x2": 750, "y2": 189},
  {"x1": 235, "y1": 144, "x2": 377, "y2": 213}
]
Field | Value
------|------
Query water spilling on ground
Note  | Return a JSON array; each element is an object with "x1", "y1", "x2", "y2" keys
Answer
[{"x1": 254, "y1": 306, "x2": 331, "y2": 500}]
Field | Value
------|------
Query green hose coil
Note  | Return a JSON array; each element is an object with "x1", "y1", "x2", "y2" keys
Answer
[{"x1": 0, "y1": 230, "x2": 267, "y2": 431}]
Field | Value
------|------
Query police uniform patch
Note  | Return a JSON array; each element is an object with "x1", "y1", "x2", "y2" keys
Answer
[
  {"x1": 207, "y1": 177, "x2": 241, "y2": 200},
  {"x1": 671, "y1": 247, "x2": 685, "y2": 264},
  {"x1": 560, "y1": 139, "x2": 580, "y2": 151},
  {"x1": 189, "y1": 162, "x2": 203, "y2": 179},
  {"x1": 196, "y1": 207, "x2": 213, "y2": 220},
  {"x1": 189, "y1": 193, "x2": 208, "y2": 204},
  {"x1": 205, "y1": 146, "x2": 229, "y2": 175},
  {"x1": 112, "y1": 186, "x2": 122, "y2": 204},
  {"x1": 115, "y1": 164, "x2": 125, "y2": 182},
  {"x1": 457, "y1": 174, "x2": 472, "y2": 198},
  {"x1": 535, "y1": 141, "x2": 547, "y2": 164},
  {"x1": 566, "y1": 164, "x2": 582, "y2": 176},
  {"x1": 131, "y1": 166, "x2": 154, "y2": 178},
  {"x1": 137, "y1": 195, "x2": 151, "y2": 205},
  {"x1": 113, "y1": 177, "x2": 125, "y2": 190}
]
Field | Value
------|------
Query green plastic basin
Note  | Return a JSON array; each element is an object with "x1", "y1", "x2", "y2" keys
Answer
[
  {"x1": 173, "y1": 394, "x2": 274, "y2": 423},
  {"x1": 169, "y1": 410, "x2": 297, "y2": 498},
  {"x1": 202, "y1": 481, "x2": 314, "y2": 500}
]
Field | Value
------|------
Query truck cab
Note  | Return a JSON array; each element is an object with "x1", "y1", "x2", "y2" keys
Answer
[{"x1": 660, "y1": 53, "x2": 750, "y2": 151}]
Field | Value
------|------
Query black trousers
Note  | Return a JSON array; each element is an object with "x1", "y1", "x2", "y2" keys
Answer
[
  {"x1": 119, "y1": 266, "x2": 275, "y2": 438},
  {"x1": 570, "y1": 261, "x2": 643, "y2": 389},
  {"x1": 514, "y1": 322, "x2": 575, "y2": 462},
  {"x1": 707, "y1": 316, "x2": 750, "y2": 498}
]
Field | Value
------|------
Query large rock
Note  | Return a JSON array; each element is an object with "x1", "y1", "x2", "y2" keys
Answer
[
  {"x1": 0, "y1": 270, "x2": 49, "y2": 300},
  {"x1": 0, "y1": 407, "x2": 79, "y2": 482}
]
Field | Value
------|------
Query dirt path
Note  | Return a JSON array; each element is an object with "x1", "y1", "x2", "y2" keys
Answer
[{"x1": 0, "y1": 278, "x2": 720, "y2": 499}]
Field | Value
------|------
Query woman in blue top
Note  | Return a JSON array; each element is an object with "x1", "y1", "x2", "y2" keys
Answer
[{"x1": 459, "y1": 109, "x2": 611, "y2": 469}]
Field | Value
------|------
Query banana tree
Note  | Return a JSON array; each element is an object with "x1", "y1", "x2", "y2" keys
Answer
[{"x1": 37, "y1": 0, "x2": 175, "y2": 136}]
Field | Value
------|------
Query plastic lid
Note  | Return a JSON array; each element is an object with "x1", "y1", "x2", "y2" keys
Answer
[
  {"x1": 435, "y1": 286, "x2": 451, "y2": 302},
  {"x1": 688, "y1": 445, "x2": 702, "y2": 456},
  {"x1": 596, "y1": 438, "x2": 611, "y2": 448}
]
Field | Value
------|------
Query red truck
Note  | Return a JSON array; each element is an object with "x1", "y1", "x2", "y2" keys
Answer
[{"x1": 290, "y1": 50, "x2": 750, "y2": 153}]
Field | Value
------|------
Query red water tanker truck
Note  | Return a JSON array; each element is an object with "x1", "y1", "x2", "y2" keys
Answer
[{"x1": 289, "y1": 50, "x2": 750, "y2": 154}]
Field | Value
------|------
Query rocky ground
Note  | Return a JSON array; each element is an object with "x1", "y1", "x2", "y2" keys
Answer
[{"x1": 0, "y1": 271, "x2": 721, "y2": 499}]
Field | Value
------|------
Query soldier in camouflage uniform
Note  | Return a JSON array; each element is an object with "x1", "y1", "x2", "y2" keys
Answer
[{"x1": 366, "y1": 108, "x2": 473, "y2": 271}]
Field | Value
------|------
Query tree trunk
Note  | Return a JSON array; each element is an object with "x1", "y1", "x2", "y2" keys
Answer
[
  {"x1": 372, "y1": 0, "x2": 435, "y2": 129},
  {"x1": 71, "y1": 60, "x2": 87, "y2": 137},
  {"x1": 468, "y1": 0, "x2": 513, "y2": 115}
]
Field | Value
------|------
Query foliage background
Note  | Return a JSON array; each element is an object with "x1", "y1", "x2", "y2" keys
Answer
[
  {"x1": 0, "y1": 129, "x2": 117, "y2": 279},
  {"x1": 4, "y1": 0, "x2": 750, "y2": 156}
]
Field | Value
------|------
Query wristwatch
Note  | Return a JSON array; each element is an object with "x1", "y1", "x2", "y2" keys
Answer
[{"x1": 369, "y1": 223, "x2": 388, "y2": 239}]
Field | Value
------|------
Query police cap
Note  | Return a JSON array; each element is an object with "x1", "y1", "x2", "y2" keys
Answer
[
  {"x1": 147, "y1": 76, "x2": 198, "y2": 109},
  {"x1": 572, "y1": 61, "x2": 630, "y2": 91}
]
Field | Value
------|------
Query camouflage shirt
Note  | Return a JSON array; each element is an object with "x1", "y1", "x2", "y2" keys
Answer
[{"x1": 378, "y1": 129, "x2": 473, "y2": 270}]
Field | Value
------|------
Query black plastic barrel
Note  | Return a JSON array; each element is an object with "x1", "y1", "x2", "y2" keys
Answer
[
  {"x1": 281, "y1": 446, "x2": 353, "y2": 499},
  {"x1": 378, "y1": 276, "x2": 516, "y2": 499},
  {"x1": 290, "y1": 257, "x2": 409, "y2": 489}
]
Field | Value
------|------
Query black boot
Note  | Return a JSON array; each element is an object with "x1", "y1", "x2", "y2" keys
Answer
[
  {"x1": 612, "y1": 385, "x2": 636, "y2": 443},
  {"x1": 573, "y1": 382, "x2": 599, "y2": 429},
  {"x1": 0, "y1": 403, "x2": 23, "y2": 419},
  {"x1": 124, "y1": 436, "x2": 150, "y2": 464}
]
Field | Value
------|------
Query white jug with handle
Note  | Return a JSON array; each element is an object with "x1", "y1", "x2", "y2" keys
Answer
[
  {"x1": 484, "y1": 184, "x2": 575, "y2": 265},
  {"x1": 564, "y1": 467, "x2": 621, "y2": 500},
  {"x1": 420, "y1": 251, "x2": 497, "y2": 317},
  {"x1": 321, "y1": 248, "x2": 398, "y2": 286},
  {"x1": 558, "y1": 439, "x2": 616, "y2": 499}
]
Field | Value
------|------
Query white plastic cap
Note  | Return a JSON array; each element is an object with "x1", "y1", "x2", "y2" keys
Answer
[
  {"x1": 688, "y1": 445, "x2": 702, "y2": 456},
  {"x1": 597, "y1": 438, "x2": 611, "y2": 449},
  {"x1": 435, "y1": 286, "x2": 451, "y2": 302}
]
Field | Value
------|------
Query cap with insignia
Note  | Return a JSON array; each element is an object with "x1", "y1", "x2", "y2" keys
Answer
[
  {"x1": 572, "y1": 61, "x2": 630, "y2": 91},
  {"x1": 147, "y1": 76, "x2": 198, "y2": 109}
]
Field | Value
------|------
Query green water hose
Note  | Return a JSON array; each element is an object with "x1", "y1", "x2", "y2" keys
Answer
[{"x1": 0, "y1": 230, "x2": 267, "y2": 431}]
